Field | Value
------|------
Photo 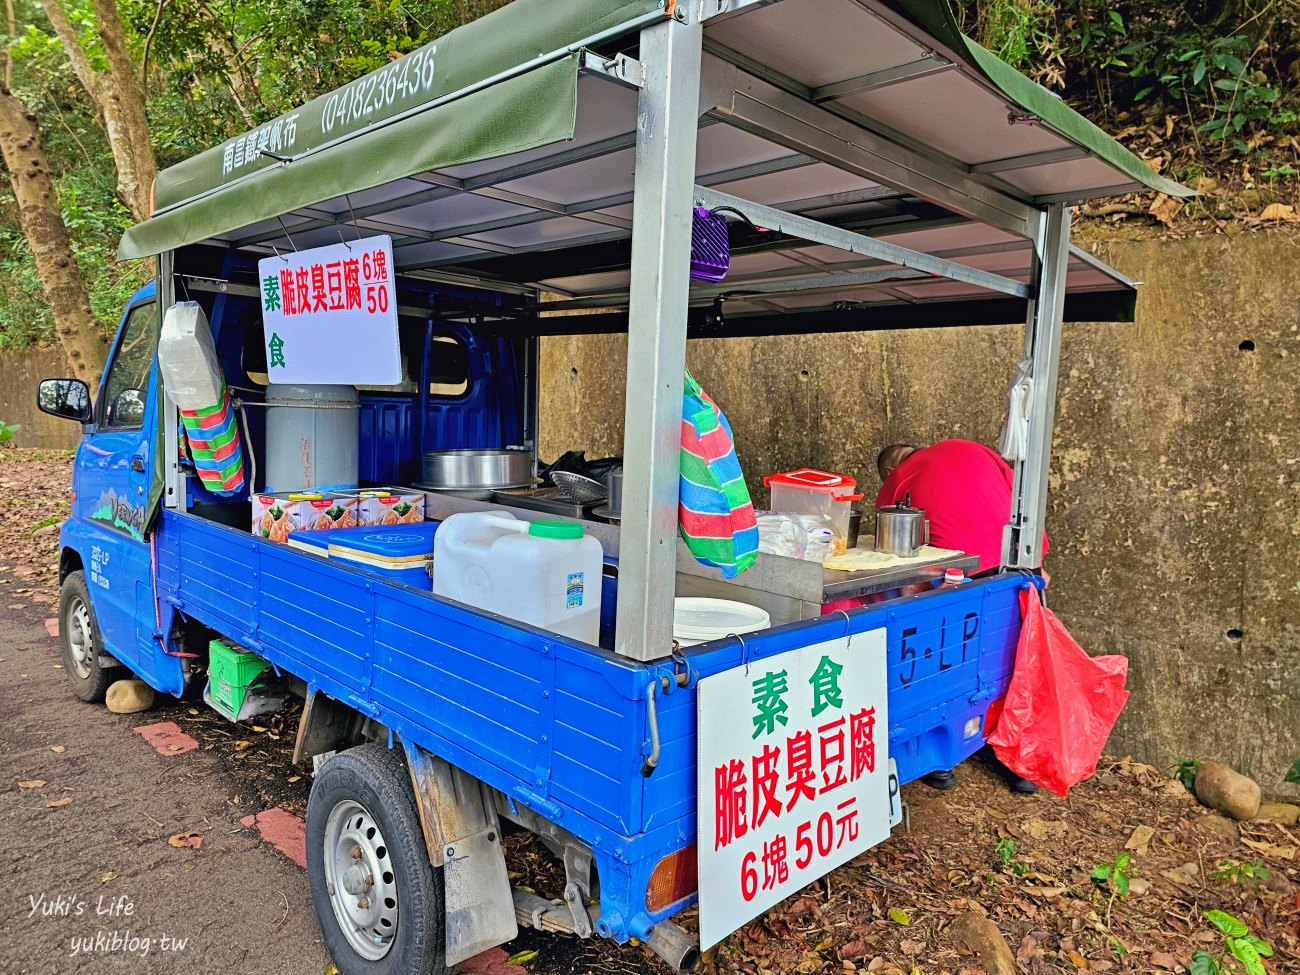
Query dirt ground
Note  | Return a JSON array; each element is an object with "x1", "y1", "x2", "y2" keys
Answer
[
  {"x1": 3, "y1": 448, "x2": 1298, "y2": 975},
  {"x1": 0, "y1": 597, "x2": 334, "y2": 973}
]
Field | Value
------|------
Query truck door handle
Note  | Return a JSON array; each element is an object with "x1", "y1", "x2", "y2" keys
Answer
[{"x1": 130, "y1": 457, "x2": 146, "y2": 473}]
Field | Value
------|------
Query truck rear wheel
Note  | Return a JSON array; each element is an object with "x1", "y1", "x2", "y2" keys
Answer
[
  {"x1": 59, "y1": 570, "x2": 118, "y2": 703},
  {"x1": 307, "y1": 742, "x2": 453, "y2": 975}
]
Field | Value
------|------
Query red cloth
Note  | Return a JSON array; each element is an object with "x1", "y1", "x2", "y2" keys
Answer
[{"x1": 875, "y1": 439, "x2": 1048, "y2": 572}]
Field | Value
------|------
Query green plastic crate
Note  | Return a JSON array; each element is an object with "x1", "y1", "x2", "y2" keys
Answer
[{"x1": 206, "y1": 638, "x2": 274, "y2": 722}]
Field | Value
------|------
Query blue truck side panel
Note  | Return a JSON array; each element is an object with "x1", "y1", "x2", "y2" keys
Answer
[{"x1": 151, "y1": 508, "x2": 1027, "y2": 938}]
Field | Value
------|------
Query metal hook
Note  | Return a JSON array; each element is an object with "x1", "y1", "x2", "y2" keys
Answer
[
  {"x1": 271, "y1": 242, "x2": 287, "y2": 263},
  {"x1": 275, "y1": 215, "x2": 299, "y2": 254},
  {"x1": 344, "y1": 193, "x2": 362, "y2": 247},
  {"x1": 835, "y1": 609, "x2": 853, "y2": 648},
  {"x1": 736, "y1": 632, "x2": 750, "y2": 674}
]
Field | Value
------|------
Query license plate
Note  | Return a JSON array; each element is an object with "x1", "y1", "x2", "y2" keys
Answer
[{"x1": 887, "y1": 758, "x2": 901, "y2": 828}]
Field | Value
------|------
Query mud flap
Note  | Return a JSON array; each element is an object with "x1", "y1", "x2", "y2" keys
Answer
[{"x1": 403, "y1": 740, "x2": 518, "y2": 966}]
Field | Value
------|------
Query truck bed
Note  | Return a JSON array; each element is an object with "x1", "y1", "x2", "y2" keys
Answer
[{"x1": 155, "y1": 509, "x2": 1025, "y2": 931}]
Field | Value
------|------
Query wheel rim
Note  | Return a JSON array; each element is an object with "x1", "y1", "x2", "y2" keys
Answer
[
  {"x1": 65, "y1": 596, "x2": 94, "y2": 680},
  {"x1": 322, "y1": 799, "x2": 399, "y2": 960}
]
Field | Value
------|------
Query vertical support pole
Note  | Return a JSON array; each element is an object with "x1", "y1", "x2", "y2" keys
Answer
[
  {"x1": 158, "y1": 251, "x2": 182, "y2": 511},
  {"x1": 614, "y1": 13, "x2": 703, "y2": 661},
  {"x1": 1004, "y1": 203, "x2": 1071, "y2": 569}
]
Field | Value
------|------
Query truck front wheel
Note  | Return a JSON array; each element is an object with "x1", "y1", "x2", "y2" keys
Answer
[
  {"x1": 59, "y1": 570, "x2": 119, "y2": 703},
  {"x1": 307, "y1": 742, "x2": 453, "y2": 975}
]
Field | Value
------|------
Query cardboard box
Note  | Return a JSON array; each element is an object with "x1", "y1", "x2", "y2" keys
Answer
[
  {"x1": 252, "y1": 492, "x2": 358, "y2": 542},
  {"x1": 344, "y1": 488, "x2": 426, "y2": 527}
]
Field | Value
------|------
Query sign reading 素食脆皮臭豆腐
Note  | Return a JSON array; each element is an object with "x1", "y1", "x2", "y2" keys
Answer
[
  {"x1": 257, "y1": 235, "x2": 400, "y2": 385},
  {"x1": 697, "y1": 630, "x2": 891, "y2": 949}
]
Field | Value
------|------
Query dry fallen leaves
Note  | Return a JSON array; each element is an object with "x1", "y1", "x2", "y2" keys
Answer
[
  {"x1": 168, "y1": 830, "x2": 205, "y2": 849},
  {"x1": 1125, "y1": 824, "x2": 1157, "y2": 855},
  {"x1": 98, "y1": 871, "x2": 116, "y2": 884},
  {"x1": 50, "y1": 745, "x2": 65, "y2": 753},
  {"x1": 46, "y1": 797, "x2": 73, "y2": 808},
  {"x1": 17, "y1": 779, "x2": 45, "y2": 789},
  {"x1": 1260, "y1": 202, "x2": 1297, "y2": 222}
]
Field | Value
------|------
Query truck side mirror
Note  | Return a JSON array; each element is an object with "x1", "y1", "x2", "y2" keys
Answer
[{"x1": 37, "y1": 378, "x2": 92, "y2": 423}]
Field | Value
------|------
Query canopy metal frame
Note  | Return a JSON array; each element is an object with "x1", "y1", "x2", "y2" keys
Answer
[
  {"x1": 141, "y1": 0, "x2": 1175, "y2": 662},
  {"x1": 613, "y1": 9, "x2": 1063, "y2": 660}
]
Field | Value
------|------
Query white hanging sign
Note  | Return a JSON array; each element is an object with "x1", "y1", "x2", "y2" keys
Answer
[
  {"x1": 697, "y1": 630, "x2": 892, "y2": 950},
  {"x1": 258, "y1": 234, "x2": 400, "y2": 385}
]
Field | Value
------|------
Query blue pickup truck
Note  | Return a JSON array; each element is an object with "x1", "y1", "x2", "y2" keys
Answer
[{"x1": 37, "y1": 1, "x2": 1181, "y2": 972}]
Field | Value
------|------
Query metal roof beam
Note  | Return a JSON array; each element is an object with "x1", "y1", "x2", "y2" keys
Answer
[
  {"x1": 701, "y1": 54, "x2": 1041, "y2": 240},
  {"x1": 970, "y1": 146, "x2": 1090, "y2": 175},
  {"x1": 811, "y1": 54, "x2": 954, "y2": 103},
  {"x1": 694, "y1": 185, "x2": 1030, "y2": 298},
  {"x1": 1035, "y1": 182, "x2": 1143, "y2": 205}
]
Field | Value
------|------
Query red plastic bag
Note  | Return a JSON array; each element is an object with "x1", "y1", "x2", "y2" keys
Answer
[{"x1": 986, "y1": 587, "x2": 1130, "y2": 797}]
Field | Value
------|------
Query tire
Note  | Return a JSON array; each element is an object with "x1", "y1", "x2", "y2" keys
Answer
[
  {"x1": 307, "y1": 742, "x2": 452, "y2": 975},
  {"x1": 59, "y1": 570, "x2": 118, "y2": 703}
]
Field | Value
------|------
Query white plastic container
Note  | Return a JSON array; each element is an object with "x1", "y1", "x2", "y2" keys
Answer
[
  {"x1": 433, "y1": 511, "x2": 603, "y2": 645},
  {"x1": 264, "y1": 383, "x2": 359, "y2": 492},
  {"x1": 159, "y1": 302, "x2": 224, "y2": 410},
  {"x1": 673, "y1": 597, "x2": 771, "y2": 647}
]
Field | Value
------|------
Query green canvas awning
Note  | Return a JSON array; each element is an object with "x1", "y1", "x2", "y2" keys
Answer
[
  {"x1": 119, "y1": 0, "x2": 667, "y2": 260},
  {"x1": 888, "y1": 0, "x2": 1190, "y2": 199},
  {"x1": 120, "y1": 0, "x2": 1187, "y2": 333}
]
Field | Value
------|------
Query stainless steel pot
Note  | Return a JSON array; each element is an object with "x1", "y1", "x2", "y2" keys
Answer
[
  {"x1": 420, "y1": 449, "x2": 534, "y2": 491},
  {"x1": 874, "y1": 500, "x2": 929, "y2": 557},
  {"x1": 593, "y1": 467, "x2": 623, "y2": 523}
]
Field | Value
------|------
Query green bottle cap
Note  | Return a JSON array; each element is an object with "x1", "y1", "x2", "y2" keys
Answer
[{"x1": 528, "y1": 520, "x2": 583, "y2": 540}]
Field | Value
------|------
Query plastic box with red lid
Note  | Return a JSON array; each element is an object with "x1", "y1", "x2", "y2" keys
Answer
[{"x1": 762, "y1": 468, "x2": 864, "y2": 554}]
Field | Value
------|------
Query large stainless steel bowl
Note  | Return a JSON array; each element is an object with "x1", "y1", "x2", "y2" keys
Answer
[{"x1": 420, "y1": 449, "x2": 534, "y2": 491}]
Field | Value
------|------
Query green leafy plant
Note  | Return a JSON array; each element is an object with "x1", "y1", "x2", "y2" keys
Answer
[
  {"x1": 1210, "y1": 859, "x2": 1271, "y2": 885},
  {"x1": 996, "y1": 837, "x2": 1028, "y2": 876},
  {"x1": 0, "y1": 422, "x2": 19, "y2": 445},
  {"x1": 1091, "y1": 851, "x2": 1132, "y2": 896},
  {"x1": 1285, "y1": 758, "x2": 1300, "y2": 785},
  {"x1": 1190, "y1": 910, "x2": 1273, "y2": 975},
  {"x1": 1175, "y1": 757, "x2": 1203, "y2": 791}
]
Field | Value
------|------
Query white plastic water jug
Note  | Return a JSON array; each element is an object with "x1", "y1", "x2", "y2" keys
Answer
[{"x1": 433, "y1": 511, "x2": 603, "y2": 645}]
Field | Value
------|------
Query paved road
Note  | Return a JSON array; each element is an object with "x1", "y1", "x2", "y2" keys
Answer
[
  {"x1": 1, "y1": 599, "x2": 334, "y2": 974},
  {"x1": 0, "y1": 595, "x2": 669, "y2": 975}
]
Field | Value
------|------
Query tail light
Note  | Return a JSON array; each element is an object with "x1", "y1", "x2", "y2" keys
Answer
[
  {"x1": 984, "y1": 696, "x2": 1007, "y2": 737},
  {"x1": 646, "y1": 845, "x2": 697, "y2": 912}
]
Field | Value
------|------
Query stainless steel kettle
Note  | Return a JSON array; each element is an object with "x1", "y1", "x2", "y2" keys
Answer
[{"x1": 874, "y1": 495, "x2": 929, "y2": 557}]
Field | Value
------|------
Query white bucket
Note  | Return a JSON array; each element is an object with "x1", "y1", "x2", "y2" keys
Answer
[{"x1": 673, "y1": 597, "x2": 771, "y2": 647}]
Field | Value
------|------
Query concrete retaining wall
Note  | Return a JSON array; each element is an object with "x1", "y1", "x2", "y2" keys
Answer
[
  {"x1": 0, "y1": 346, "x2": 81, "y2": 450},
  {"x1": 539, "y1": 233, "x2": 1300, "y2": 796}
]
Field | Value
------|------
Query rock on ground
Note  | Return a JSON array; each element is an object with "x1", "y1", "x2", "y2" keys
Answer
[
  {"x1": 1194, "y1": 761, "x2": 1262, "y2": 821},
  {"x1": 1256, "y1": 802, "x2": 1300, "y2": 825},
  {"x1": 1195, "y1": 813, "x2": 1242, "y2": 842},
  {"x1": 948, "y1": 912, "x2": 1017, "y2": 975},
  {"x1": 106, "y1": 678, "x2": 155, "y2": 714}
]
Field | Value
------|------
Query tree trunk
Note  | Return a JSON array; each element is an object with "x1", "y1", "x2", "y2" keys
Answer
[
  {"x1": 91, "y1": 0, "x2": 156, "y2": 222},
  {"x1": 39, "y1": 0, "x2": 156, "y2": 223},
  {"x1": 0, "y1": 90, "x2": 107, "y2": 385}
]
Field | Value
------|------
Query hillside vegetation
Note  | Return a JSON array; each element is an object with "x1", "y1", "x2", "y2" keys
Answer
[{"x1": 1, "y1": 0, "x2": 1296, "y2": 353}]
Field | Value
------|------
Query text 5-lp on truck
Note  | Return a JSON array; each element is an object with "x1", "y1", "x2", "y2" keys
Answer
[{"x1": 38, "y1": 1, "x2": 1185, "y2": 971}]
